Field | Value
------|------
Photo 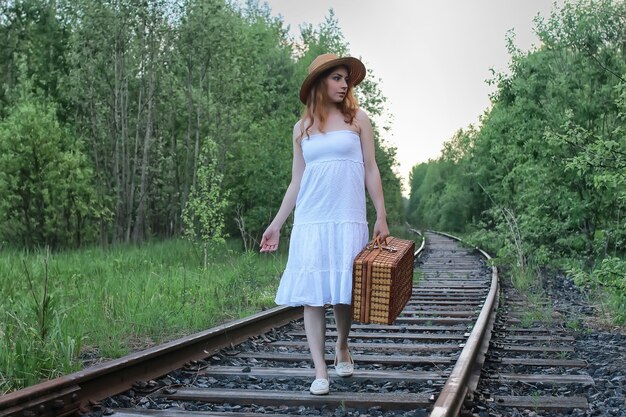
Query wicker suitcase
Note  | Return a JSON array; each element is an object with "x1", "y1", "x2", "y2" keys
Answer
[{"x1": 352, "y1": 236, "x2": 415, "y2": 325}]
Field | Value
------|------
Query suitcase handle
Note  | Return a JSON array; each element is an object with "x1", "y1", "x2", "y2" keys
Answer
[{"x1": 366, "y1": 236, "x2": 398, "y2": 253}]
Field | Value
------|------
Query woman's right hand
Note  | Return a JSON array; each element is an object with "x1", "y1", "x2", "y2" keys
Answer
[{"x1": 260, "y1": 225, "x2": 280, "y2": 253}]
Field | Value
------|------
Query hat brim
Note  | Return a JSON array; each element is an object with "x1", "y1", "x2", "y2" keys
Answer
[{"x1": 299, "y1": 57, "x2": 366, "y2": 104}]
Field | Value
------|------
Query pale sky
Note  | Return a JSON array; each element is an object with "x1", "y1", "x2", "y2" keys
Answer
[{"x1": 262, "y1": 0, "x2": 565, "y2": 194}]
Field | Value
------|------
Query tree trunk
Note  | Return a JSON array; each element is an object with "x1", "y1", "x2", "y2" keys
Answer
[
  {"x1": 182, "y1": 62, "x2": 193, "y2": 217},
  {"x1": 126, "y1": 85, "x2": 141, "y2": 242},
  {"x1": 132, "y1": 66, "x2": 155, "y2": 243},
  {"x1": 132, "y1": 114, "x2": 151, "y2": 243},
  {"x1": 193, "y1": 101, "x2": 200, "y2": 191},
  {"x1": 112, "y1": 44, "x2": 122, "y2": 243}
]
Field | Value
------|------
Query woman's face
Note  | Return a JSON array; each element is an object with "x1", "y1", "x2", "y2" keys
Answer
[{"x1": 325, "y1": 66, "x2": 349, "y2": 103}]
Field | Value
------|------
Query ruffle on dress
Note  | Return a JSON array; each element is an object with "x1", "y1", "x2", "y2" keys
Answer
[{"x1": 275, "y1": 221, "x2": 369, "y2": 306}]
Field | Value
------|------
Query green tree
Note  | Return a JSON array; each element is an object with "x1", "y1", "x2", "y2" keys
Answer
[
  {"x1": 407, "y1": 0, "x2": 626, "y2": 319},
  {"x1": 0, "y1": 90, "x2": 95, "y2": 248},
  {"x1": 0, "y1": 0, "x2": 70, "y2": 114},
  {"x1": 0, "y1": 0, "x2": 407, "y2": 249},
  {"x1": 182, "y1": 138, "x2": 228, "y2": 268}
]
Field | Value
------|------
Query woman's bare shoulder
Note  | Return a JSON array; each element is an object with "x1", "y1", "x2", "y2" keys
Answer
[
  {"x1": 293, "y1": 120, "x2": 302, "y2": 138},
  {"x1": 293, "y1": 119, "x2": 311, "y2": 141},
  {"x1": 354, "y1": 108, "x2": 372, "y2": 133},
  {"x1": 355, "y1": 108, "x2": 370, "y2": 122}
]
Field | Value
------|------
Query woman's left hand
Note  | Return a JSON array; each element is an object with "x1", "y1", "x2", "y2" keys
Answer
[{"x1": 373, "y1": 217, "x2": 390, "y2": 242}]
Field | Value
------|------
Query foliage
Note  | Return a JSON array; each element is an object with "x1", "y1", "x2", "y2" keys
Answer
[
  {"x1": 182, "y1": 138, "x2": 228, "y2": 268},
  {"x1": 0, "y1": 0, "x2": 405, "y2": 249},
  {"x1": 407, "y1": 0, "x2": 626, "y2": 322},
  {"x1": 0, "y1": 0, "x2": 69, "y2": 112},
  {"x1": 0, "y1": 88, "x2": 96, "y2": 248},
  {"x1": 570, "y1": 256, "x2": 626, "y2": 323}
]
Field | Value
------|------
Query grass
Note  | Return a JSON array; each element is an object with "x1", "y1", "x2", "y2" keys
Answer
[
  {"x1": 556, "y1": 350, "x2": 571, "y2": 359},
  {"x1": 509, "y1": 266, "x2": 554, "y2": 328},
  {"x1": 413, "y1": 269, "x2": 423, "y2": 284},
  {"x1": 530, "y1": 390, "x2": 541, "y2": 412},
  {"x1": 564, "y1": 315, "x2": 591, "y2": 335},
  {"x1": 0, "y1": 238, "x2": 287, "y2": 393}
]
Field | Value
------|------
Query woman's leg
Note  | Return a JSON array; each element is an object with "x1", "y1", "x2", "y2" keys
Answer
[
  {"x1": 303, "y1": 306, "x2": 328, "y2": 379},
  {"x1": 333, "y1": 303, "x2": 352, "y2": 362}
]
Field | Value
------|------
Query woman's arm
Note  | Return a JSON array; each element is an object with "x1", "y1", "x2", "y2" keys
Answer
[
  {"x1": 260, "y1": 125, "x2": 306, "y2": 252},
  {"x1": 358, "y1": 109, "x2": 390, "y2": 240}
]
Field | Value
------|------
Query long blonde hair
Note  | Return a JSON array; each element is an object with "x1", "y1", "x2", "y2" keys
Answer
[{"x1": 299, "y1": 66, "x2": 359, "y2": 141}]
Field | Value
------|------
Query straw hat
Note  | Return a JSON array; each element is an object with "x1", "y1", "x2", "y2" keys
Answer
[{"x1": 299, "y1": 53, "x2": 366, "y2": 104}]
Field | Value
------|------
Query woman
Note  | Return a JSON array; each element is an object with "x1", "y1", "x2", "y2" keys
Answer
[{"x1": 260, "y1": 53, "x2": 389, "y2": 395}]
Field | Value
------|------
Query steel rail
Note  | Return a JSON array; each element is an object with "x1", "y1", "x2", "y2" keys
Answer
[
  {"x1": 0, "y1": 306, "x2": 303, "y2": 417},
  {"x1": 407, "y1": 225, "x2": 426, "y2": 256},
  {"x1": 415, "y1": 230, "x2": 426, "y2": 255},
  {"x1": 428, "y1": 231, "x2": 500, "y2": 417}
]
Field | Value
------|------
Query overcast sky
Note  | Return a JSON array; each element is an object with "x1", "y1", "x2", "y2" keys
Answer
[{"x1": 262, "y1": 0, "x2": 565, "y2": 194}]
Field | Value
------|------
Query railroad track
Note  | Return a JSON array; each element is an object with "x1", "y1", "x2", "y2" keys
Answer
[
  {"x1": 466, "y1": 271, "x2": 594, "y2": 415},
  {"x1": 2, "y1": 231, "x2": 591, "y2": 416}
]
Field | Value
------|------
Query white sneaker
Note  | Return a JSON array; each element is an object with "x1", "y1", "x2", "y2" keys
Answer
[{"x1": 309, "y1": 378, "x2": 329, "y2": 395}]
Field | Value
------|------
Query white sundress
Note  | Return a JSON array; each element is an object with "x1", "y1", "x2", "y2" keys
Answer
[{"x1": 274, "y1": 130, "x2": 369, "y2": 307}]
